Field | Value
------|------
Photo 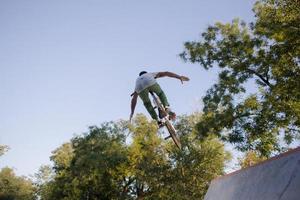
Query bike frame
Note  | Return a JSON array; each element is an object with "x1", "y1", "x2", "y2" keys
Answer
[{"x1": 150, "y1": 92, "x2": 181, "y2": 149}]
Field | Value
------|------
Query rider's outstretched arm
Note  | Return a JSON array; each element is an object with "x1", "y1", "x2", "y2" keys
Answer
[
  {"x1": 130, "y1": 92, "x2": 138, "y2": 121},
  {"x1": 155, "y1": 71, "x2": 190, "y2": 83}
]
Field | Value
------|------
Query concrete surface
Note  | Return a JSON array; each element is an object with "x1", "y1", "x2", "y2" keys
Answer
[{"x1": 204, "y1": 147, "x2": 300, "y2": 200}]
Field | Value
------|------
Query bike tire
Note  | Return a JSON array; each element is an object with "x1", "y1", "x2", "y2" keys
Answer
[
  {"x1": 165, "y1": 120, "x2": 181, "y2": 149},
  {"x1": 150, "y1": 92, "x2": 181, "y2": 150}
]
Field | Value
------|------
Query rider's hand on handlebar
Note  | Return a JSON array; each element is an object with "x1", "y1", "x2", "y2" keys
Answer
[{"x1": 180, "y1": 76, "x2": 190, "y2": 84}]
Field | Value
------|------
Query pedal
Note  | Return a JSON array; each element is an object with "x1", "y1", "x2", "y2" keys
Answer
[{"x1": 164, "y1": 135, "x2": 171, "y2": 140}]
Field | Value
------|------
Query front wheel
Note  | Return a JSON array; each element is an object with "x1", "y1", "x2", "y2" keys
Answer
[{"x1": 165, "y1": 120, "x2": 181, "y2": 149}]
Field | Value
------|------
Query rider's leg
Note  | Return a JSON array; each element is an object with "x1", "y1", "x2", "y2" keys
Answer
[
  {"x1": 148, "y1": 83, "x2": 170, "y2": 108},
  {"x1": 149, "y1": 83, "x2": 176, "y2": 120},
  {"x1": 139, "y1": 88, "x2": 159, "y2": 121}
]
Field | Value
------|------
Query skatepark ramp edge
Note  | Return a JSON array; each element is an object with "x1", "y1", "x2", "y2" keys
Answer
[{"x1": 204, "y1": 147, "x2": 300, "y2": 200}]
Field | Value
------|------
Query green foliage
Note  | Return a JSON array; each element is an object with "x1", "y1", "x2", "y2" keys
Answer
[
  {"x1": 50, "y1": 143, "x2": 74, "y2": 173},
  {"x1": 238, "y1": 151, "x2": 267, "y2": 169},
  {"x1": 48, "y1": 122, "x2": 128, "y2": 200},
  {"x1": 0, "y1": 167, "x2": 36, "y2": 200},
  {"x1": 38, "y1": 114, "x2": 230, "y2": 200},
  {"x1": 162, "y1": 114, "x2": 231, "y2": 200},
  {"x1": 127, "y1": 114, "x2": 170, "y2": 199},
  {"x1": 38, "y1": 143, "x2": 75, "y2": 200},
  {"x1": 166, "y1": 136, "x2": 230, "y2": 199},
  {"x1": 126, "y1": 114, "x2": 230, "y2": 199},
  {"x1": 0, "y1": 145, "x2": 9, "y2": 157},
  {"x1": 34, "y1": 165, "x2": 54, "y2": 200},
  {"x1": 181, "y1": 0, "x2": 300, "y2": 157}
]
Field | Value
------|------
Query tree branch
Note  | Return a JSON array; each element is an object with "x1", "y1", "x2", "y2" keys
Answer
[
  {"x1": 226, "y1": 55, "x2": 272, "y2": 88},
  {"x1": 246, "y1": 68, "x2": 272, "y2": 87}
]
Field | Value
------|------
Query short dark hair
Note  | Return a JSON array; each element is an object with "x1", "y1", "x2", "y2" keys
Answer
[{"x1": 139, "y1": 71, "x2": 147, "y2": 76}]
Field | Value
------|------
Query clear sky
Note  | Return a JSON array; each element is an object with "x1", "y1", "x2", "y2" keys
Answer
[{"x1": 0, "y1": 0, "x2": 256, "y2": 176}]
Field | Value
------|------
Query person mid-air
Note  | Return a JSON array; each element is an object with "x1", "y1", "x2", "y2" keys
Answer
[{"x1": 130, "y1": 71, "x2": 189, "y2": 126}]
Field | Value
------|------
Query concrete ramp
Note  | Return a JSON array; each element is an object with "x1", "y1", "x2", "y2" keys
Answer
[{"x1": 204, "y1": 147, "x2": 300, "y2": 200}]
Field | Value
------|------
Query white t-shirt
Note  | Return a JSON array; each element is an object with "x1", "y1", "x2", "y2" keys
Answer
[{"x1": 135, "y1": 72, "x2": 158, "y2": 93}]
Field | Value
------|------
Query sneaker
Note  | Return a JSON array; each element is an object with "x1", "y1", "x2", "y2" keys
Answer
[
  {"x1": 157, "y1": 120, "x2": 164, "y2": 128},
  {"x1": 158, "y1": 107, "x2": 166, "y2": 119},
  {"x1": 165, "y1": 106, "x2": 176, "y2": 121},
  {"x1": 169, "y1": 112, "x2": 176, "y2": 121},
  {"x1": 165, "y1": 106, "x2": 171, "y2": 113}
]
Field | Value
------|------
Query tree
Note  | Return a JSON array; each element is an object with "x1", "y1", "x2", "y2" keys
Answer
[
  {"x1": 34, "y1": 165, "x2": 54, "y2": 200},
  {"x1": 181, "y1": 0, "x2": 300, "y2": 157},
  {"x1": 37, "y1": 143, "x2": 75, "y2": 200},
  {"x1": 128, "y1": 114, "x2": 231, "y2": 200},
  {"x1": 238, "y1": 151, "x2": 266, "y2": 169},
  {"x1": 161, "y1": 114, "x2": 231, "y2": 200},
  {"x1": 0, "y1": 167, "x2": 36, "y2": 200},
  {"x1": 0, "y1": 145, "x2": 9, "y2": 157},
  {"x1": 50, "y1": 143, "x2": 74, "y2": 173},
  {"x1": 127, "y1": 114, "x2": 170, "y2": 199},
  {"x1": 44, "y1": 122, "x2": 129, "y2": 200},
  {"x1": 37, "y1": 114, "x2": 230, "y2": 200}
]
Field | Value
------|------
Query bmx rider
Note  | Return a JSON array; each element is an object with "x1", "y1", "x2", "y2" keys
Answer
[{"x1": 130, "y1": 71, "x2": 189, "y2": 126}]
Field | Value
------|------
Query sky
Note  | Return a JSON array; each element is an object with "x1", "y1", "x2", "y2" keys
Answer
[{"x1": 0, "y1": 0, "x2": 256, "y2": 176}]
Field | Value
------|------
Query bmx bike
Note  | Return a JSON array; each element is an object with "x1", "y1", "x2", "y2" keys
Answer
[{"x1": 150, "y1": 92, "x2": 182, "y2": 149}]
